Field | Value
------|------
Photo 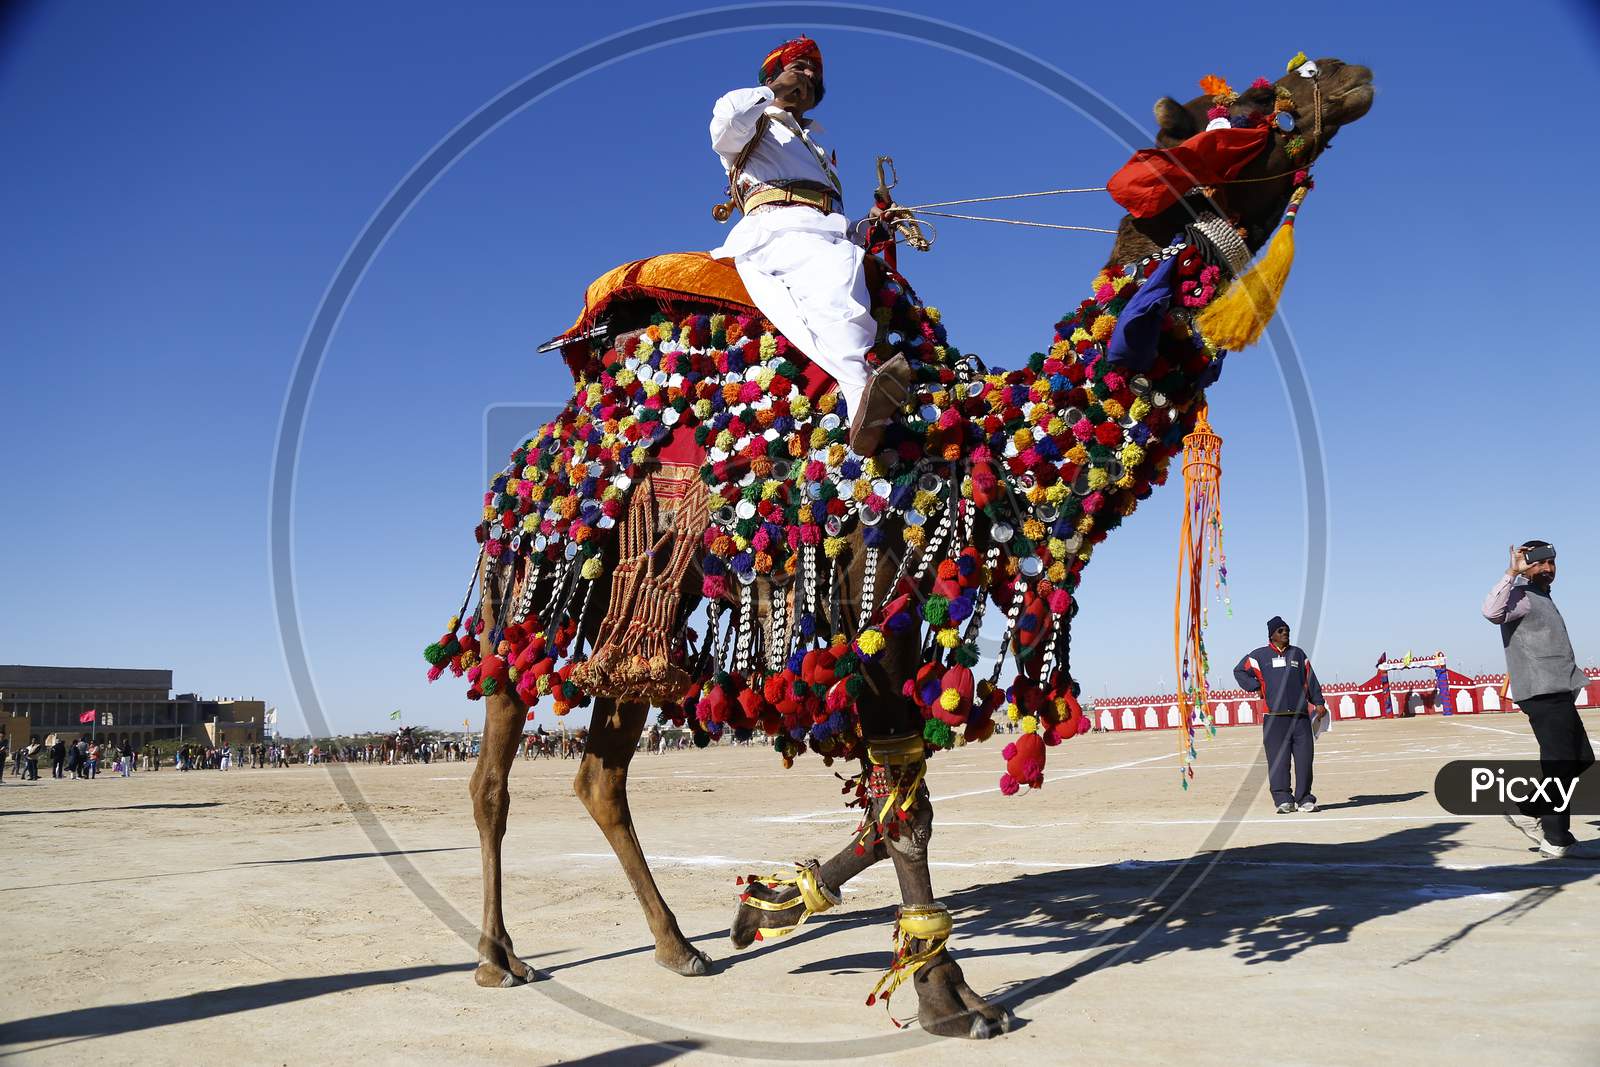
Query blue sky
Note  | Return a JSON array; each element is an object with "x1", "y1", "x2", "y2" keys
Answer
[{"x1": 3, "y1": 1, "x2": 1597, "y2": 734}]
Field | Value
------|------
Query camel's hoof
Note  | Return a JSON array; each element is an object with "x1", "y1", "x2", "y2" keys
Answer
[
  {"x1": 967, "y1": 1009, "x2": 1011, "y2": 1040},
  {"x1": 730, "y1": 889, "x2": 802, "y2": 950},
  {"x1": 656, "y1": 945, "x2": 713, "y2": 977},
  {"x1": 474, "y1": 957, "x2": 539, "y2": 987}
]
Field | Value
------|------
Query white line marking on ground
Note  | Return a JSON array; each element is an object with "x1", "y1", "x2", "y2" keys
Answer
[
  {"x1": 557, "y1": 852, "x2": 1594, "y2": 876},
  {"x1": 755, "y1": 752, "x2": 1176, "y2": 823},
  {"x1": 1441, "y1": 719, "x2": 1528, "y2": 738}
]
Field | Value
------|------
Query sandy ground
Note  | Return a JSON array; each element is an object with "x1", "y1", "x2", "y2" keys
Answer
[{"x1": 3, "y1": 713, "x2": 1598, "y2": 1065}]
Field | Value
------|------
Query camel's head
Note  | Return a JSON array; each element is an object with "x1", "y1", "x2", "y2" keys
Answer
[{"x1": 1148, "y1": 56, "x2": 1374, "y2": 251}]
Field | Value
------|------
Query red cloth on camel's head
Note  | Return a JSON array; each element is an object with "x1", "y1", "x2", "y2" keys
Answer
[
  {"x1": 759, "y1": 36, "x2": 822, "y2": 87},
  {"x1": 1107, "y1": 125, "x2": 1273, "y2": 219}
]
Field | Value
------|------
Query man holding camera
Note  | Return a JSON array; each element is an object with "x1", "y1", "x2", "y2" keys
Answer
[{"x1": 1484, "y1": 541, "x2": 1594, "y2": 858}]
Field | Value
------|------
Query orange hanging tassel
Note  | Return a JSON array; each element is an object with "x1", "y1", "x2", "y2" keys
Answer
[{"x1": 1173, "y1": 405, "x2": 1228, "y2": 786}]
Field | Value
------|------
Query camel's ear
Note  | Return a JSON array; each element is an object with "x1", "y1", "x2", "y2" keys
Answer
[{"x1": 1153, "y1": 96, "x2": 1198, "y2": 144}]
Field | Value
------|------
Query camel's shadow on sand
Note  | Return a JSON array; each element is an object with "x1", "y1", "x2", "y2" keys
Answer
[{"x1": 693, "y1": 821, "x2": 1600, "y2": 1020}]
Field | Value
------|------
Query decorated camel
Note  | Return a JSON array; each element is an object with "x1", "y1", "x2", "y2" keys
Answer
[{"x1": 429, "y1": 54, "x2": 1373, "y2": 1037}]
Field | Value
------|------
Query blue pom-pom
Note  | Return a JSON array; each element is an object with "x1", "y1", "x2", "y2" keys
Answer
[{"x1": 947, "y1": 595, "x2": 974, "y2": 623}]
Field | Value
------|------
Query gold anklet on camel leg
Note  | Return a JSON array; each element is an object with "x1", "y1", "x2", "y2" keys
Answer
[
  {"x1": 738, "y1": 859, "x2": 840, "y2": 940},
  {"x1": 866, "y1": 903, "x2": 954, "y2": 1023},
  {"x1": 856, "y1": 735, "x2": 929, "y2": 853}
]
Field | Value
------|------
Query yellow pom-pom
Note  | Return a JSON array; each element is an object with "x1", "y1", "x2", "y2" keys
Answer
[
  {"x1": 581, "y1": 557, "x2": 603, "y2": 580},
  {"x1": 857, "y1": 629, "x2": 885, "y2": 656},
  {"x1": 1005, "y1": 703, "x2": 1019, "y2": 722},
  {"x1": 939, "y1": 689, "x2": 961, "y2": 711},
  {"x1": 1020, "y1": 715, "x2": 1039, "y2": 735},
  {"x1": 1286, "y1": 51, "x2": 1307, "y2": 73},
  {"x1": 937, "y1": 628, "x2": 961, "y2": 649}
]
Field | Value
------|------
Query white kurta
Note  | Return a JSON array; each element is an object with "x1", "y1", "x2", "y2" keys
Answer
[{"x1": 707, "y1": 86, "x2": 875, "y2": 418}]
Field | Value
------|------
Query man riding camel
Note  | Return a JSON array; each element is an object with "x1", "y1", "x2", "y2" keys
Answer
[{"x1": 709, "y1": 36, "x2": 912, "y2": 457}]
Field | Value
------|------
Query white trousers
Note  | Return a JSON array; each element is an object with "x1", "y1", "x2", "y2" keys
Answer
[{"x1": 726, "y1": 223, "x2": 876, "y2": 418}]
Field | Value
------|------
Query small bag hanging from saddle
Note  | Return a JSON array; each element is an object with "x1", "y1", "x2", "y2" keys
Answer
[{"x1": 712, "y1": 114, "x2": 771, "y2": 222}]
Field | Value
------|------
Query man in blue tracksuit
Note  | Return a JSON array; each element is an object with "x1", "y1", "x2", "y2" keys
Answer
[{"x1": 1234, "y1": 616, "x2": 1327, "y2": 813}]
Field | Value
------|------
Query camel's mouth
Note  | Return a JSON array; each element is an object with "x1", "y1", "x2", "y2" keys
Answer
[
  {"x1": 1325, "y1": 66, "x2": 1375, "y2": 126},
  {"x1": 1331, "y1": 83, "x2": 1375, "y2": 123}
]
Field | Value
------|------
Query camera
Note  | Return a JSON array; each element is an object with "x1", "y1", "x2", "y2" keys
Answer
[{"x1": 1523, "y1": 545, "x2": 1556, "y2": 564}]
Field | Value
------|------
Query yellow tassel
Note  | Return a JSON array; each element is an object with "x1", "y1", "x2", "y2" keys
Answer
[{"x1": 1195, "y1": 189, "x2": 1305, "y2": 350}]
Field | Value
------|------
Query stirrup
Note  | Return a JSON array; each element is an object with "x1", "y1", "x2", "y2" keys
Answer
[
  {"x1": 848, "y1": 354, "x2": 913, "y2": 456},
  {"x1": 737, "y1": 859, "x2": 840, "y2": 940}
]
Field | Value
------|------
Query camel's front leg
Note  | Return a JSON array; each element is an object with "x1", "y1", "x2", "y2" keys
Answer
[
  {"x1": 730, "y1": 829, "x2": 887, "y2": 949},
  {"x1": 470, "y1": 685, "x2": 539, "y2": 987},
  {"x1": 880, "y1": 777, "x2": 1010, "y2": 1039},
  {"x1": 574, "y1": 697, "x2": 711, "y2": 976}
]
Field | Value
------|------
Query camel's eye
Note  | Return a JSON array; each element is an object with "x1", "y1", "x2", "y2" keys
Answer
[{"x1": 1295, "y1": 60, "x2": 1319, "y2": 79}]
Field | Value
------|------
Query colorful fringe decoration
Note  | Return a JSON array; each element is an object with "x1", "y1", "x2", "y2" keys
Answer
[
  {"x1": 1195, "y1": 184, "x2": 1308, "y2": 350},
  {"x1": 1173, "y1": 404, "x2": 1226, "y2": 788}
]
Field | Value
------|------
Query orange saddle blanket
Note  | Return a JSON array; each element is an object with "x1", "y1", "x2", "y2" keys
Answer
[{"x1": 562, "y1": 252, "x2": 756, "y2": 341}]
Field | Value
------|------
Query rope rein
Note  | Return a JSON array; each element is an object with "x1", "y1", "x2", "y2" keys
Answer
[
  {"x1": 910, "y1": 209, "x2": 1118, "y2": 235},
  {"x1": 893, "y1": 85, "x2": 1321, "y2": 239},
  {"x1": 903, "y1": 186, "x2": 1106, "y2": 210}
]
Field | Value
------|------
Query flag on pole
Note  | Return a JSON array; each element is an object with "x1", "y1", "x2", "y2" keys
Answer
[
  {"x1": 462, "y1": 718, "x2": 470, "y2": 728},
  {"x1": 79, "y1": 709, "x2": 97, "y2": 724},
  {"x1": 389, "y1": 710, "x2": 402, "y2": 721}
]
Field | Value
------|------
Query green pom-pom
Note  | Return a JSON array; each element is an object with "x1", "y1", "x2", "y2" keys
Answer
[
  {"x1": 922, "y1": 718, "x2": 954, "y2": 749},
  {"x1": 923, "y1": 595, "x2": 950, "y2": 627},
  {"x1": 481, "y1": 677, "x2": 498, "y2": 695},
  {"x1": 950, "y1": 642, "x2": 981, "y2": 668},
  {"x1": 424, "y1": 643, "x2": 447, "y2": 666}
]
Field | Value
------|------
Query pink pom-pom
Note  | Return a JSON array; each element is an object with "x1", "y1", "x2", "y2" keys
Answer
[
  {"x1": 1048, "y1": 589, "x2": 1072, "y2": 613},
  {"x1": 426, "y1": 664, "x2": 443, "y2": 682},
  {"x1": 1002, "y1": 742, "x2": 1018, "y2": 760},
  {"x1": 998, "y1": 773, "x2": 1019, "y2": 796},
  {"x1": 1076, "y1": 716, "x2": 1092, "y2": 736}
]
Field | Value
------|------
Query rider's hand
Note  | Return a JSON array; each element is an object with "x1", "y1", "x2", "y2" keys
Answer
[
  {"x1": 1508, "y1": 544, "x2": 1528, "y2": 578},
  {"x1": 870, "y1": 203, "x2": 912, "y2": 225},
  {"x1": 768, "y1": 68, "x2": 814, "y2": 111}
]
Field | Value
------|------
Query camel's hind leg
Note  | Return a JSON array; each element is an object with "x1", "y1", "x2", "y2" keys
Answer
[
  {"x1": 575, "y1": 697, "x2": 711, "y2": 976},
  {"x1": 470, "y1": 685, "x2": 539, "y2": 987}
]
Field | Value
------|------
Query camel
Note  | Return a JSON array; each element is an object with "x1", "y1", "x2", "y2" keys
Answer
[{"x1": 444, "y1": 56, "x2": 1374, "y2": 1037}]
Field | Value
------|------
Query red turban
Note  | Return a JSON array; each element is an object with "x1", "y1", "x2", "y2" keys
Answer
[{"x1": 759, "y1": 36, "x2": 822, "y2": 85}]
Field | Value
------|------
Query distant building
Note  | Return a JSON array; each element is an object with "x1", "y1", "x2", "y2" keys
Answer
[{"x1": 0, "y1": 665, "x2": 267, "y2": 748}]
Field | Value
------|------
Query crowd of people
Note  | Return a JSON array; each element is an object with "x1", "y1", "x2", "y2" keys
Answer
[{"x1": 0, "y1": 732, "x2": 492, "y2": 783}]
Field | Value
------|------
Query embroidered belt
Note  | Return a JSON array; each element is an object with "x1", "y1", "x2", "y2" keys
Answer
[{"x1": 742, "y1": 183, "x2": 838, "y2": 215}]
